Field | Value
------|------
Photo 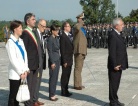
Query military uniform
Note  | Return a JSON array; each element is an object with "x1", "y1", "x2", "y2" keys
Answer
[
  {"x1": 73, "y1": 13, "x2": 87, "y2": 89},
  {"x1": 133, "y1": 22, "x2": 138, "y2": 48},
  {"x1": 86, "y1": 27, "x2": 92, "y2": 48}
]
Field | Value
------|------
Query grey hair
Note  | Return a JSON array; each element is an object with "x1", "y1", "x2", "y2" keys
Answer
[
  {"x1": 24, "y1": 13, "x2": 35, "y2": 25},
  {"x1": 38, "y1": 19, "x2": 46, "y2": 24},
  {"x1": 112, "y1": 18, "x2": 122, "y2": 28}
]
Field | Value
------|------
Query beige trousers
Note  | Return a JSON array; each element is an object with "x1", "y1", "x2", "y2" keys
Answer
[{"x1": 74, "y1": 53, "x2": 85, "y2": 87}]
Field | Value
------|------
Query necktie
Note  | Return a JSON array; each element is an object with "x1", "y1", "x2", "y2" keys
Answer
[
  {"x1": 68, "y1": 34, "x2": 73, "y2": 42},
  {"x1": 40, "y1": 33, "x2": 46, "y2": 53},
  {"x1": 39, "y1": 33, "x2": 43, "y2": 46}
]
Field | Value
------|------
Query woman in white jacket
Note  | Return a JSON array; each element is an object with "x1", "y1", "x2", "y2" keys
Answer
[{"x1": 6, "y1": 20, "x2": 29, "y2": 106}]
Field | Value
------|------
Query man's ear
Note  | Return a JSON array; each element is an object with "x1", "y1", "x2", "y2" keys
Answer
[{"x1": 27, "y1": 20, "x2": 29, "y2": 25}]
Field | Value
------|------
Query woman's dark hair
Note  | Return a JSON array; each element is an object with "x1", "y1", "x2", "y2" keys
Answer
[
  {"x1": 24, "y1": 13, "x2": 35, "y2": 25},
  {"x1": 50, "y1": 24, "x2": 59, "y2": 33},
  {"x1": 10, "y1": 20, "x2": 22, "y2": 32}
]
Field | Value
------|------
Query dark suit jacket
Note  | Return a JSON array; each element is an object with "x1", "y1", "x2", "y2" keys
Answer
[
  {"x1": 60, "y1": 31, "x2": 73, "y2": 66},
  {"x1": 47, "y1": 35, "x2": 60, "y2": 67},
  {"x1": 21, "y1": 29, "x2": 39, "y2": 70},
  {"x1": 107, "y1": 29, "x2": 128, "y2": 70}
]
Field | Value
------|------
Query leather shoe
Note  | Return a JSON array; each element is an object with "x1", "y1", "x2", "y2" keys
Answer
[
  {"x1": 74, "y1": 86, "x2": 82, "y2": 90},
  {"x1": 33, "y1": 102, "x2": 40, "y2": 106},
  {"x1": 81, "y1": 86, "x2": 85, "y2": 89},
  {"x1": 49, "y1": 97, "x2": 58, "y2": 101},
  {"x1": 61, "y1": 92, "x2": 72, "y2": 97},
  {"x1": 117, "y1": 101, "x2": 125, "y2": 106},
  {"x1": 37, "y1": 101, "x2": 44, "y2": 105}
]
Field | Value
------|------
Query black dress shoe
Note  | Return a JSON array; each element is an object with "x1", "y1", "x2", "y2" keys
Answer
[
  {"x1": 117, "y1": 101, "x2": 125, "y2": 106},
  {"x1": 61, "y1": 92, "x2": 72, "y2": 97}
]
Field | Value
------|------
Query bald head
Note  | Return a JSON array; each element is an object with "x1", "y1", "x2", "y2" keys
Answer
[
  {"x1": 38, "y1": 19, "x2": 46, "y2": 25},
  {"x1": 38, "y1": 19, "x2": 46, "y2": 33}
]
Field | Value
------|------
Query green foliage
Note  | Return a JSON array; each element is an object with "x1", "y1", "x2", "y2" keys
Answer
[
  {"x1": 64, "y1": 18, "x2": 76, "y2": 27},
  {"x1": 46, "y1": 19, "x2": 76, "y2": 27},
  {"x1": 80, "y1": 0, "x2": 116, "y2": 24},
  {"x1": 118, "y1": 12, "x2": 123, "y2": 19},
  {"x1": 0, "y1": 21, "x2": 10, "y2": 42},
  {"x1": 129, "y1": 9, "x2": 138, "y2": 18},
  {"x1": 99, "y1": 0, "x2": 116, "y2": 23},
  {"x1": 46, "y1": 20, "x2": 62, "y2": 27},
  {"x1": 0, "y1": 19, "x2": 76, "y2": 41},
  {"x1": 123, "y1": 9, "x2": 138, "y2": 23}
]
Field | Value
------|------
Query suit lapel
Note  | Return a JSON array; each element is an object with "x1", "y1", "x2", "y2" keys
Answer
[
  {"x1": 117, "y1": 34, "x2": 126, "y2": 45},
  {"x1": 63, "y1": 32, "x2": 72, "y2": 44},
  {"x1": 35, "y1": 30, "x2": 40, "y2": 43},
  {"x1": 113, "y1": 29, "x2": 125, "y2": 44},
  {"x1": 53, "y1": 36, "x2": 60, "y2": 48},
  {"x1": 35, "y1": 30, "x2": 43, "y2": 50}
]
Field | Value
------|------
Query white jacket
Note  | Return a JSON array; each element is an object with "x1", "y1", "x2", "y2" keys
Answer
[{"x1": 6, "y1": 34, "x2": 29, "y2": 80}]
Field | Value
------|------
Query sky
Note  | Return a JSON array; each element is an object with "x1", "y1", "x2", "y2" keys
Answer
[{"x1": 0, "y1": 0, "x2": 137, "y2": 21}]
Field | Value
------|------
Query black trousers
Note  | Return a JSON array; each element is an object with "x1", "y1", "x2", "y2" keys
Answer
[
  {"x1": 49, "y1": 60, "x2": 60, "y2": 98},
  {"x1": 108, "y1": 69, "x2": 122, "y2": 106},
  {"x1": 8, "y1": 79, "x2": 21, "y2": 106},
  {"x1": 95, "y1": 37, "x2": 100, "y2": 48},
  {"x1": 24, "y1": 70, "x2": 38, "y2": 106},
  {"x1": 61, "y1": 65, "x2": 72, "y2": 91},
  {"x1": 87, "y1": 38, "x2": 92, "y2": 48},
  {"x1": 133, "y1": 36, "x2": 137, "y2": 48}
]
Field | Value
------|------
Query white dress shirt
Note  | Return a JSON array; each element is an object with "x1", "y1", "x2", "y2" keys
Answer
[
  {"x1": 6, "y1": 34, "x2": 29, "y2": 80},
  {"x1": 64, "y1": 31, "x2": 69, "y2": 36},
  {"x1": 37, "y1": 28, "x2": 45, "y2": 50},
  {"x1": 113, "y1": 28, "x2": 121, "y2": 35}
]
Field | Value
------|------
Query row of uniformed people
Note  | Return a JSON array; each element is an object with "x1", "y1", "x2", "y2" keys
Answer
[
  {"x1": 43, "y1": 22, "x2": 138, "y2": 49},
  {"x1": 83, "y1": 22, "x2": 138, "y2": 49}
]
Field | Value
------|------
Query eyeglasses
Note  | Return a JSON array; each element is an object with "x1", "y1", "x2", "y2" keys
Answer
[
  {"x1": 40, "y1": 24, "x2": 46, "y2": 28},
  {"x1": 65, "y1": 26, "x2": 71, "y2": 28}
]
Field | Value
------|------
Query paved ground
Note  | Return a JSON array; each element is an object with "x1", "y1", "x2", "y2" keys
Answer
[{"x1": 0, "y1": 42, "x2": 138, "y2": 106}]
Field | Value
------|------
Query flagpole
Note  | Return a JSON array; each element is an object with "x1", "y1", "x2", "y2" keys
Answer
[{"x1": 117, "y1": 0, "x2": 118, "y2": 18}]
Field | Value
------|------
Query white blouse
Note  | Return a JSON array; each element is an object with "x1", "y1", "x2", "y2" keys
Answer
[{"x1": 6, "y1": 34, "x2": 29, "y2": 80}]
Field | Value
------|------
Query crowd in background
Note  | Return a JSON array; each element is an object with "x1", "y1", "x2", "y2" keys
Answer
[
  {"x1": 38, "y1": 22, "x2": 138, "y2": 49},
  {"x1": 3, "y1": 21, "x2": 138, "y2": 50}
]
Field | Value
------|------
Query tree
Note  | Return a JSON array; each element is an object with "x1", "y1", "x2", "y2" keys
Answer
[
  {"x1": 118, "y1": 12, "x2": 123, "y2": 19},
  {"x1": 80, "y1": 0, "x2": 116, "y2": 24},
  {"x1": 47, "y1": 20, "x2": 62, "y2": 27},
  {"x1": 64, "y1": 18, "x2": 76, "y2": 27},
  {"x1": 99, "y1": 0, "x2": 116, "y2": 23},
  {"x1": 80, "y1": 0, "x2": 100, "y2": 24},
  {"x1": 0, "y1": 21, "x2": 10, "y2": 42},
  {"x1": 123, "y1": 9, "x2": 138, "y2": 23},
  {"x1": 130, "y1": 9, "x2": 138, "y2": 18}
]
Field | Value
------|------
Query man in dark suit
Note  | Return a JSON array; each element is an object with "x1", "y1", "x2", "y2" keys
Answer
[
  {"x1": 108, "y1": 18, "x2": 128, "y2": 106},
  {"x1": 60, "y1": 22, "x2": 73, "y2": 97},
  {"x1": 132, "y1": 22, "x2": 138, "y2": 48},
  {"x1": 33, "y1": 19, "x2": 47, "y2": 105},
  {"x1": 21, "y1": 13, "x2": 40, "y2": 106}
]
